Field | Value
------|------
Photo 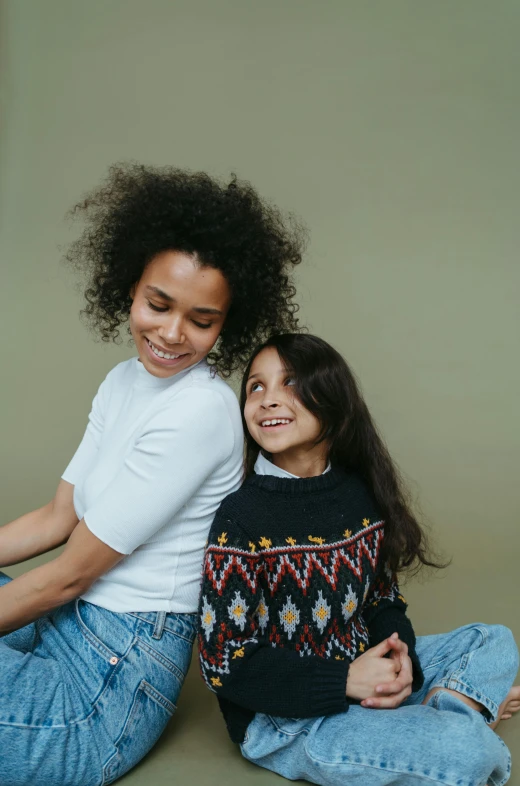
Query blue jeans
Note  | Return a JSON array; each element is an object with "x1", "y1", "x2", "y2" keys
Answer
[
  {"x1": 0, "y1": 571, "x2": 196, "y2": 785},
  {"x1": 240, "y1": 624, "x2": 519, "y2": 786}
]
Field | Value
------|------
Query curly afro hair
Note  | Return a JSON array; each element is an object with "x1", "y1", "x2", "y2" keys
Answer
[{"x1": 65, "y1": 163, "x2": 306, "y2": 377}]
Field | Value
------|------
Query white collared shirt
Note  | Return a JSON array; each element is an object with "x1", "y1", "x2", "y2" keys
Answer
[{"x1": 254, "y1": 452, "x2": 331, "y2": 479}]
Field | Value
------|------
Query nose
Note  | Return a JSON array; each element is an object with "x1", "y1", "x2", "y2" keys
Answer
[
  {"x1": 260, "y1": 394, "x2": 281, "y2": 410},
  {"x1": 158, "y1": 314, "x2": 185, "y2": 345}
]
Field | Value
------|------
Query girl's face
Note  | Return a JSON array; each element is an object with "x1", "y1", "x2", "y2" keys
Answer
[
  {"x1": 244, "y1": 347, "x2": 327, "y2": 472},
  {"x1": 130, "y1": 251, "x2": 231, "y2": 378}
]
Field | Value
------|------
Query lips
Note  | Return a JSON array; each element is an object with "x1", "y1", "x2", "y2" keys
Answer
[
  {"x1": 259, "y1": 418, "x2": 293, "y2": 429},
  {"x1": 145, "y1": 338, "x2": 190, "y2": 366}
]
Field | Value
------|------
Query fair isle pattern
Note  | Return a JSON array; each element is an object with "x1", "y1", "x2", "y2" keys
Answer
[
  {"x1": 199, "y1": 520, "x2": 388, "y2": 684},
  {"x1": 204, "y1": 520, "x2": 384, "y2": 595}
]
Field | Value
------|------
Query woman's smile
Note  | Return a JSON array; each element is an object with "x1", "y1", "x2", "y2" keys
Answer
[{"x1": 144, "y1": 337, "x2": 191, "y2": 367}]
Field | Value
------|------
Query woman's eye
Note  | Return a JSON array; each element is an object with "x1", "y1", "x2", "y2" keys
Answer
[
  {"x1": 192, "y1": 321, "x2": 213, "y2": 330},
  {"x1": 147, "y1": 301, "x2": 168, "y2": 313},
  {"x1": 285, "y1": 377, "x2": 296, "y2": 386}
]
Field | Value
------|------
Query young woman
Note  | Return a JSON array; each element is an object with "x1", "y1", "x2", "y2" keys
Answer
[
  {"x1": 198, "y1": 333, "x2": 520, "y2": 786},
  {"x1": 0, "y1": 164, "x2": 305, "y2": 786}
]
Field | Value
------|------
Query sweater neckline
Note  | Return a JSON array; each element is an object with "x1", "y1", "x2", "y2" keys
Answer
[{"x1": 245, "y1": 467, "x2": 346, "y2": 495}]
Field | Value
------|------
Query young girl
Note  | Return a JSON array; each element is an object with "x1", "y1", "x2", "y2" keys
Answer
[
  {"x1": 0, "y1": 164, "x2": 305, "y2": 786},
  {"x1": 198, "y1": 333, "x2": 520, "y2": 786}
]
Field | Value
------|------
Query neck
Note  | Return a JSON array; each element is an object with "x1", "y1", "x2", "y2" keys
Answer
[{"x1": 271, "y1": 445, "x2": 328, "y2": 478}]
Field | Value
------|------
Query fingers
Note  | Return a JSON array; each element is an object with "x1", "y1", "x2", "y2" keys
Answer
[
  {"x1": 375, "y1": 654, "x2": 413, "y2": 696},
  {"x1": 369, "y1": 633, "x2": 400, "y2": 658},
  {"x1": 361, "y1": 685, "x2": 412, "y2": 709},
  {"x1": 386, "y1": 637, "x2": 408, "y2": 657}
]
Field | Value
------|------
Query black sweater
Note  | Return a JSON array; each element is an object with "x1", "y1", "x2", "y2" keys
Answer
[{"x1": 198, "y1": 468, "x2": 423, "y2": 743}]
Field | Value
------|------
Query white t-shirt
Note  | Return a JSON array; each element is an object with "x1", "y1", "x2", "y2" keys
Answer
[{"x1": 62, "y1": 357, "x2": 243, "y2": 613}]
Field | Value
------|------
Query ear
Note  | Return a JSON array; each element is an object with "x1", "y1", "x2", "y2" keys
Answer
[{"x1": 129, "y1": 284, "x2": 136, "y2": 301}]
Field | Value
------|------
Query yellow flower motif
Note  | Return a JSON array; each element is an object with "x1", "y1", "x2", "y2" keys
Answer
[
  {"x1": 259, "y1": 536, "x2": 272, "y2": 548},
  {"x1": 286, "y1": 537, "x2": 297, "y2": 546},
  {"x1": 398, "y1": 595, "x2": 406, "y2": 603},
  {"x1": 211, "y1": 677, "x2": 222, "y2": 687},
  {"x1": 335, "y1": 655, "x2": 345, "y2": 661},
  {"x1": 359, "y1": 643, "x2": 366, "y2": 652},
  {"x1": 217, "y1": 532, "x2": 228, "y2": 546},
  {"x1": 343, "y1": 529, "x2": 352, "y2": 538},
  {"x1": 232, "y1": 647, "x2": 245, "y2": 659},
  {"x1": 203, "y1": 611, "x2": 213, "y2": 625},
  {"x1": 345, "y1": 599, "x2": 356, "y2": 614},
  {"x1": 308, "y1": 535, "x2": 325, "y2": 545},
  {"x1": 249, "y1": 542, "x2": 256, "y2": 553},
  {"x1": 362, "y1": 518, "x2": 370, "y2": 527}
]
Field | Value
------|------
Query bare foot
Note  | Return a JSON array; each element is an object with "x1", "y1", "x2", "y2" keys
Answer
[{"x1": 490, "y1": 686, "x2": 520, "y2": 731}]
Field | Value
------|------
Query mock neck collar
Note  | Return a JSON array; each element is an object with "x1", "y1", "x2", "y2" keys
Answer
[{"x1": 134, "y1": 356, "x2": 207, "y2": 389}]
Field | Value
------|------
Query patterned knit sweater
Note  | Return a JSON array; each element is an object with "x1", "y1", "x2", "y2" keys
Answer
[{"x1": 198, "y1": 467, "x2": 424, "y2": 743}]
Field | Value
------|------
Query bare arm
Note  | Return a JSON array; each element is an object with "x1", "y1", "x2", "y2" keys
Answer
[
  {"x1": 0, "y1": 520, "x2": 124, "y2": 636},
  {"x1": 0, "y1": 480, "x2": 79, "y2": 568}
]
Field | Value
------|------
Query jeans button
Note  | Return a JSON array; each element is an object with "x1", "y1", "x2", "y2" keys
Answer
[{"x1": 110, "y1": 656, "x2": 118, "y2": 665}]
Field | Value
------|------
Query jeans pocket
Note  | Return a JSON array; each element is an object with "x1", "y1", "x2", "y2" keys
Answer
[
  {"x1": 102, "y1": 680, "x2": 176, "y2": 784},
  {"x1": 75, "y1": 600, "x2": 121, "y2": 661}
]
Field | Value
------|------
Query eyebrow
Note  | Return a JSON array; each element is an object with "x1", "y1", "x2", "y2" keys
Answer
[
  {"x1": 247, "y1": 368, "x2": 289, "y2": 382},
  {"x1": 145, "y1": 286, "x2": 224, "y2": 316}
]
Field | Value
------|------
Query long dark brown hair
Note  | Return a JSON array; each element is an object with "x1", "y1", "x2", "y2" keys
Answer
[{"x1": 240, "y1": 333, "x2": 446, "y2": 575}]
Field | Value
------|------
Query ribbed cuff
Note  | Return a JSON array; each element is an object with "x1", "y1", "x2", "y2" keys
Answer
[
  {"x1": 309, "y1": 656, "x2": 351, "y2": 716},
  {"x1": 368, "y1": 611, "x2": 424, "y2": 692}
]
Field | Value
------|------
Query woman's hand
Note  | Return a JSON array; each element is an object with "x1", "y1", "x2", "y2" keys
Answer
[
  {"x1": 360, "y1": 635, "x2": 414, "y2": 709},
  {"x1": 346, "y1": 634, "x2": 401, "y2": 701}
]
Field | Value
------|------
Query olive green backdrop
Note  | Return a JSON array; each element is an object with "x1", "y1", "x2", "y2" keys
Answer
[{"x1": 1, "y1": 1, "x2": 519, "y2": 783}]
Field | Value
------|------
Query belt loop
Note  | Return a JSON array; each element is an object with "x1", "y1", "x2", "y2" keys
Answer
[{"x1": 152, "y1": 611, "x2": 167, "y2": 640}]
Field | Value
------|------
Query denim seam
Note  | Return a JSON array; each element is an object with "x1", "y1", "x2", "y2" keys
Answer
[
  {"x1": 0, "y1": 705, "x2": 99, "y2": 731},
  {"x1": 487, "y1": 735, "x2": 512, "y2": 786},
  {"x1": 127, "y1": 612, "x2": 196, "y2": 643},
  {"x1": 74, "y1": 600, "x2": 119, "y2": 662},
  {"x1": 135, "y1": 636, "x2": 186, "y2": 684},
  {"x1": 140, "y1": 680, "x2": 177, "y2": 715},
  {"x1": 431, "y1": 679, "x2": 499, "y2": 720},
  {"x1": 102, "y1": 679, "x2": 176, "y2": 784},
  {"x1": 306, "y1": 755, "x2": 478, "y2": 786},
  {"x1": 268, "y1": 716, "x2": 311, "y2": 738}
]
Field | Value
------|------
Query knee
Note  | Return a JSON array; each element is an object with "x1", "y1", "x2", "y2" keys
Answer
[
  {"x1": 449, "y1": 713, "x2": 508, "y2": 783},
  {"x1": 485, "y1": 624, "x2": 519, "y2": 677}
]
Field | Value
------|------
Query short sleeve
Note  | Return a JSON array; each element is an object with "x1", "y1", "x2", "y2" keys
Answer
[
  {"x1": 82, "y1": 387, "x2": 236, "y2": 554},
  {"x1": 62, "y1": 376, "x2": 110, "y2": 486}
]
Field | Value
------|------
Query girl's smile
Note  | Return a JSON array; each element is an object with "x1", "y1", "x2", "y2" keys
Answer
[{"x1": 244, "y1": 346, "x2": 328, "y2": 477}]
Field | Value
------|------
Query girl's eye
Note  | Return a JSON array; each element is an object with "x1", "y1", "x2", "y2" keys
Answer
[
  {"x1": 250, "y1": 382, "x2": 263, "y2": 393},
  {"x1": 285, "y1": 377, "x2": 296, "y2": 386},
  {"x1": 147, "y1": 301, "x2": 168, "y2": 313},
  {"x1": 192, "y1": 321, "x2": 213, "y2": 330}
]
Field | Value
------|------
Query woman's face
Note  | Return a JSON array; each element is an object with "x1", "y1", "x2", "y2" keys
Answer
[
  {"x1": 244, "y1": 347, "x2": 324, "y2": 463},
  {"x1": 129, "y1": 250, "x2": 231, "y2": 378}
]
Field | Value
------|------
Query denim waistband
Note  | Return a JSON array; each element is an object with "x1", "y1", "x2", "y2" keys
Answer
[{"x1": 127, "y1": 610, "x2": 197, "y2": 641}]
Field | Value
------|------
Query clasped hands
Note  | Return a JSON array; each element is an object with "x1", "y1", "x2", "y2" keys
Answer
[{"x1": 346, "y1": 632, "x2": 413, "y2": 709}]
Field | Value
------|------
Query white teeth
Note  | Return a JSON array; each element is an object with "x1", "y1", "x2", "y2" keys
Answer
[
  {"x1": 261, "y1": 419, "x2": 291, "y2": 427},
  {"x1": 148, "y1": 340, "x2": 180, "y2": 360}
]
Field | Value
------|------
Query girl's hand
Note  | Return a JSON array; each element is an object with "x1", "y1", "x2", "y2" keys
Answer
[
  {"x1": 360, "y1": 636, "x2": 414, "y2": 709},
  {"x1": 345, "y1": 635, "x2": 401, "y2": 701}
]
